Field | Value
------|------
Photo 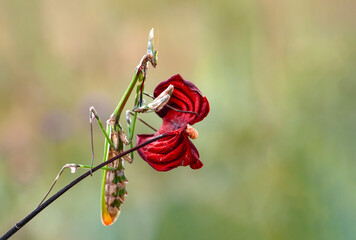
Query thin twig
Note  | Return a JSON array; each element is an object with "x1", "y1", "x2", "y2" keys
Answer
[{"x1": 0, "y1": 134, "x2": 167, "y2": 240}]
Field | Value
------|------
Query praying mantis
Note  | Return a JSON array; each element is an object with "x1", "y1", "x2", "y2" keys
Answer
[{"x1": 39, "y1": 29, "x2": 166, "y2": 225}]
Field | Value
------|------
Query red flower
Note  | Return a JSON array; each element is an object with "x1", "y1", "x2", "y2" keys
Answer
[{"x1": 136, "y1": 74, "x2": 210, "y2": 171}]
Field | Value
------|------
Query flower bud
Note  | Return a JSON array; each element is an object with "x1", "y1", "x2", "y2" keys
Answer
[{"x1": 185, "y1": 124, "x2": 198, "y2": 139}]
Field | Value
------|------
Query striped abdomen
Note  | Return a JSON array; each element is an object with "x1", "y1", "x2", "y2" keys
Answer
[
  {"x1": 101, "y1": 132, "x2": 128, "y2": 225},
  {"x1": 105, "y1": 150, "x2": 127, "y2": 216}
]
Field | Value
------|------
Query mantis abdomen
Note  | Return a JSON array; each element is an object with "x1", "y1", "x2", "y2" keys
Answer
[{"x1": 101, "y1": 130, "x2": 128, "y2": 225}]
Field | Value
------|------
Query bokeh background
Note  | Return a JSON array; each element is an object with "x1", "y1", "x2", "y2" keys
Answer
[{"x1": 0, "y1": 0, "x2": 355, "y2": 239}]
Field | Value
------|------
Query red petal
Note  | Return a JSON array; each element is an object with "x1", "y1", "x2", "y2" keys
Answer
[
  {"x1": 136, "y1": 130, "x2": 203, "y2": 172},
  {"x1": 136, "y1": 75, "x2": 209, "y2": 172},
  {"x1": 187, "y1": 139, "x2": 203, "y2": 169},
  {"x1": 154, "y1": 74, "x2": 210, "y2": 126}
]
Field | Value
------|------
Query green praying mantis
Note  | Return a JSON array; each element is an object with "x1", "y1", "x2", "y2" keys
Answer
[{"x1": 38, "y1": 29, "x2": 173, "y2": 225}]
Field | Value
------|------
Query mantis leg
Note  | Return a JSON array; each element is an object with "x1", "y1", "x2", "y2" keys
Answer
[
  {"x1": 39, "y1": 163, "x2": 117, "y2": 206},
  {"x1": 89, "y1": 107, "x2": 114, "y2": 175},
  {"x1": 126, "y1": 110, "x2": 157, "y2": 132},
  {"x1": 143, "y1": 92, "x2": 198, "y2": 117},
  {"x1": 125, "y1": 110, "x2": 158, "y2": 159},
  {"x1": 143, "y1": 92, "x2": 154, "y2": 99}
]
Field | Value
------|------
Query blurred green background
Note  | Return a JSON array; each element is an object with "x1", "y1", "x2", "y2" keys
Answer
[{"x1": 0, "y1": 0, "x2": 355, "y2": 239}]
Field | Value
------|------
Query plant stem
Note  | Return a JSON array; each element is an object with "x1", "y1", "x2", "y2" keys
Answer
[{"x1": 0, "y1": 134, "x2": 166, "y2": 240}]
